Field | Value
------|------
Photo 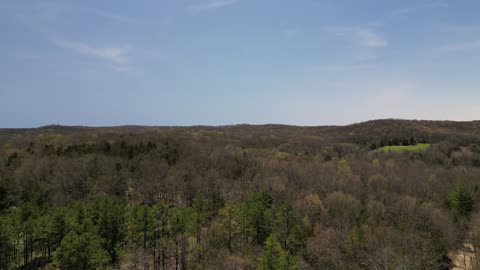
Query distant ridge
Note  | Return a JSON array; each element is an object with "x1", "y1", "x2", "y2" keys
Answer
[{"x1": 0, "y1": 119, "x2": 478, "y2": 147}]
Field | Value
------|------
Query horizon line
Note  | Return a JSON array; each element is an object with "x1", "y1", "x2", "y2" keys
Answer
[{"x1": 1, "y1": 118, "x2": 480, "y2": 130}]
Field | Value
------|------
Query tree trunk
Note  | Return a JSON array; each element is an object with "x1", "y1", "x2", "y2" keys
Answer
[
  {"x1": 181, "y1": 237, "x2": 187, "y2": 270},
  {"x1": 175, "y1": 239, "x2": 179, "y2": 270}
]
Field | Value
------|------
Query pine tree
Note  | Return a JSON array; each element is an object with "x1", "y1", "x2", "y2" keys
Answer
[
  {"x1": 448, "y1": 180, "x2": 475, "y2": 218},
  {"x1": 258, "y1": 234, "x2": 299, "y2": 270},
  {"x1": 93, "y1": 196, "x2": 126, "y2": 265},
  {"x1": 0, "y1": 217, "x2": 14, "y2": 270},
  {"x1": 53, "y1": 231, "x2": 109, "y2": 269}
]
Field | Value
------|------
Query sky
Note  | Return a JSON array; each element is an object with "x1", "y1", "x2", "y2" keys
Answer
[{"x1": 1, "y1": 0, "x2": 479, "y2": 127}]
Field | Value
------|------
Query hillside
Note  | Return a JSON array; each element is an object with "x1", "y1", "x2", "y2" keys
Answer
[{"x1": 1, "y1": 119, "x2": 480, "y2": 269}]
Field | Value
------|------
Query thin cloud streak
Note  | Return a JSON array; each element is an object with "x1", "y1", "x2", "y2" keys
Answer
[
  {"x1": 356, "y1": 29, "x2": 388, "y2": 48},
  {"x1": 326, "y1": 27, "x2": 388, "y2": 48},
  {"x1": 312, "y1": 63, "x2": 377, "y2": 72},
  {"x1": 52, "y1": 38, "x2": 129, "y2": 69},
  {"x1": 92, "y1": 9, "x2": 143, "y2": 25},
  {"x1": 189, "y1": 0, "x2": 238, "y2": 12},
  {"x1": 391, "y1": 1, "x2": 448, "y2": 17}
]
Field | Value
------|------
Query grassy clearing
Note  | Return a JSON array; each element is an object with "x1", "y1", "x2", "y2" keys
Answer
[{"x1": 374, "y1": 143, "x2": 431, "y2": 153}]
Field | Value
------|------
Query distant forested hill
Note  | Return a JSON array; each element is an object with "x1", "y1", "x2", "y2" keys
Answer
[{"x1": 1, "y1": 119, "x2": 480, "y2": 269}]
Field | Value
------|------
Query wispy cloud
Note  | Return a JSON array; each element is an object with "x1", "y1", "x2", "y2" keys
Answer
[
  {"x1": 356, "y1": 29, "x2": 388, "y2": 48},
  {"x1": 438, "y1": 40, "x2": 480, "y2": 52},
  {"x1": 327, "y1": 27, "x2": 388, "y2": 48},
  {"x1": 391, "y1": 1, "x2": 448, "y2": 17},
  {"x1": 189, "y1": 0, "x2": 238, "y2": 12},
  {"x1": 52, "y1": 38, "x2": 129, "y2": 70},
  {"x1": 92, "y1": 9, "x2": 143, "y2": 25},
  {"x1": 312, "y1": 63, "x2": 377, "y2": 72}
]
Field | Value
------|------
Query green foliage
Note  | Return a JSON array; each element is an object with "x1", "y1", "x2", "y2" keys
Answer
[
  {"x1": 448, "y1": 179, "x2": 475, "y2": 218},
  {"x1": 219, "y1": 203, "x2": 242, "y2": 252},
  {"x1": 275, "y1": 203, "x2": 307, "y2": 252},
  {"x1": 0, "y1": 217, "x2": 14, "y2": 270},
  {"x1": 1, "y1": 121, "x2": 480, "y2": 269},
  {"x1": 258, "y1": 234, "x2": 299, "y2": 270},
  {"x1": 149, "y1": 202, "x2": 173, "y2": 263},
  {"x1": 92, "y1": 196, "x2": 126, "y2": 264},
  {"x1": 276, "y1": 152, "x2": 289, "y2": 159},
  {"x1": 49, "y1": 207, "x2": 68, "y2": 249},
  {"x1": 247, "y1": 191, "x2": 274, "y2": 245},
  {"x1": 53, "y1": 231, "x2": 109, "y2": 270},
  {"x1": 374, "y1": 143, "x2": 431, "y2": 153},
  {"x1": 172, "y1": 206, "x2": 198, "y2": 235},
  {"x1": 337, "y1": 159, "x2": 352, "y2": 176},
  {"x1": 0, "y1": 177, "x2": 13, "y2": 211},
  {"x1": 128, "y1": 205, "x2": 154, "y2": 250}
]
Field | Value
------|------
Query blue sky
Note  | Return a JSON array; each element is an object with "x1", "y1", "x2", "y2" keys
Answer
[{"x1": 1, "y1": 0, "x2": 479, "y2": 127}]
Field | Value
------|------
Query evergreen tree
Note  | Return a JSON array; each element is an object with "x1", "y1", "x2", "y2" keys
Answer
[
  {"x1": 53, "y1": 231, "x2": 109, "y2": 270},
  {"x1": 93, "y1": 196, "x2": 126, "y2": 264},
  {"x1": 0, "y1": 217, "x2": 14, "y2": 270},
  {"x1": 129, "y1": 205, "x2": 153, "y2": 251},
  {"x1": 448, "y1": 179, "x2": 475, "y2": 218},
  {"x1": 248, "y1": 191, "x2": 273, "y2": 245},
  {"x1": 48, "y1": 208, "x2": 68, "y2": 254},
  {"x1": 258, "y1": 234, "x2": 299, "y2": 270},
  {"x1": 151, "y1": 203, "x2": 173, "y2": 270},
  {"x1": 275, "y1": 203, "x2": 307, "y2": 252},
  {"x1": 219, "y1": 203, "x2": 241, "y2": 253}
]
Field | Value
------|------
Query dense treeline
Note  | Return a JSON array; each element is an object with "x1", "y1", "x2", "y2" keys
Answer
[{"x1": 1, "y1": 119, "x2": 480, "y2": 269}]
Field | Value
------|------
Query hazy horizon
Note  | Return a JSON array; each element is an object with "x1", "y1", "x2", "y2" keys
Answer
[
  {"x1": 1, "y1": 118, "x2": 479, "y2": 130},
  {"x1": 2, "y1": 0, "x2": 480, "y2": 128}
]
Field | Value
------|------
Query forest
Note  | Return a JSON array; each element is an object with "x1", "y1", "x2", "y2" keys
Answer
[{"x1": 1, "y1": 119, "x2": 480, "y2": 270}]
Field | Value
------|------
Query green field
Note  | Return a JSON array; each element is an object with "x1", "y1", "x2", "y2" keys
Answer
[{"x1": 374, "y1": 143, "x2": 431, "y2": 153}]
